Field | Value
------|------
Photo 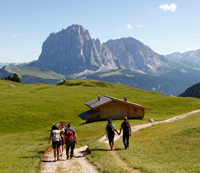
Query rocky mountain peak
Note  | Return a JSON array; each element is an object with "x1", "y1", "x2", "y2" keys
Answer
[
  {"x1": 29, "y1": 24, "x2": 118, "y2": 74},
  {"x1": 103, "y1": 37, "x2": 170, "y2": 74},
  {"x1": 166, "y1": 49, "x2": 200, "y2": 68},
  {"x1": 28, "y1": 24, "x2": 171, "y2": 75}
]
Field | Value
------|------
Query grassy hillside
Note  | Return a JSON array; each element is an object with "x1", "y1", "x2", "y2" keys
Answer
[
  {"x1": 87, "y1": 112, "x2": 200, "y2": 173},
  {"x1": 0, "y1": 79, "x2": 200, "y2": 172},
  {"x1": 4, "y1": 66, "x2": 65, "y2": 79},
  {"x1": 114, "y1": 111, "x2": 200, "y2": 172},
  {"x1": 179, "y1": 82, "x2": 200, "y2": 98},
  {"x1": 80, "y1": 69, "x2": 200, "y2": 96}
]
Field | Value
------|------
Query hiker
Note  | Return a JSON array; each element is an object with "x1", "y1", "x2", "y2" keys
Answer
[
  {"x1": 119, "y1": 117, "x2": 131, "y2": 149},
  {"x1": 64, "y1": 123, "x2": 77, "y2": 159},
  {"x1": 49, "y1": 124, "x2": 62, "y2": 162},
  {"x1": 58, "y1": 123, "x2": 65, "y2": 156},
  {"x1": 106, "y1": 119, "x2": 119, "y2": 150}
]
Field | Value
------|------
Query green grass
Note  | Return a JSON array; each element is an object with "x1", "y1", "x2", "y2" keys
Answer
[
  {"x1": 4, "y1": 66, "x2": 65, "y2": 79},
  {"x1": 0, "y1": 131, "x2": 49, "y2": 173},
  {"x1": 115, "y1": 112, "x2": 200, "y2": 173},
  {"x1": 0, "y1": 79, "x2": 200, "y2": 172}
]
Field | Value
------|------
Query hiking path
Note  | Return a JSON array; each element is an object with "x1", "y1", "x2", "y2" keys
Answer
[{"x1": 40, "y1": 109, "x2": 200, "y2": 173}]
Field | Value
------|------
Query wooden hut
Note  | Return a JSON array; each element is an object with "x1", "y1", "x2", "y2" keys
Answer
[{"x1": 78, "y1": 95, "x2": 152, "y2": 122}]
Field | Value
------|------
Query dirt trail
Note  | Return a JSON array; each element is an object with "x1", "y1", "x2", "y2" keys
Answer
[
  {"x1": 105, "y1": 143, "x2": 141, "y2": 173},
  {"x1": 97, "y1": 109, "x2": 200, "y2": 173},
  {"x1": 40, "y1": 109, "x2": 200, "y2": 173},
  {"x1": 99, "y1": 109, "x2": 200, "y2": 143},
  {"x1": 40, "y1": 146, "x2": 98, "y2": 173}
]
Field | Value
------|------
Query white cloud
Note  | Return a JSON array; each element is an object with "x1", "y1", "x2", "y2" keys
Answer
[
  {"x1": 126, "y1": 24, "x2": 133, "y2": 29},
  {"x1": 136, "y1": 24, "x2": 142, "y2": 28},
  {"x1": 12, "y1": 34, "x2": 21, "y2": 37},
  {"x1": 159, "y1": 3, "x2": 177, "y2": 12}
]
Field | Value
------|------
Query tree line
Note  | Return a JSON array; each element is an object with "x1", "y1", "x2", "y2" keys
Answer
[
  {"x1": 2, "y1": 73, "x2": 21, "y2": 83},
  {"x1": 179, "y1": 82, "x2": 200, "y2": 99}
]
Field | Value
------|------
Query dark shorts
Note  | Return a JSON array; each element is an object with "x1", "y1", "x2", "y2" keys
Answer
[
  {"x1": 108, "y1": 133, "x2": 115, "y2": 143},
  {"x1": 52, "y1": 141, "x2": 60, "y2": 149}
]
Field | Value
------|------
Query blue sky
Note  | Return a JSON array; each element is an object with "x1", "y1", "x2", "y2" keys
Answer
[{"x1": 0, "y1": 0, "x2": 200, "y2": 63}]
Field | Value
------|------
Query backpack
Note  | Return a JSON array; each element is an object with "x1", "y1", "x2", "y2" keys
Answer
[
  {"x1": 65, "y1": 129, "x2": 74, "y2": 143},
  {"x1": 123, "y1": 121, "x2": 130, "y2": 134},
  {"x1": 52, "y1": 130, "x2": 59, "y2": 142},
  {"x1": 107, "y1": 123, "x2": 115, "y2": 135}
]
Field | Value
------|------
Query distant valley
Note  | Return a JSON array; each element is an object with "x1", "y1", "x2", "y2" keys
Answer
[{"x1": 1, "y1": 24, "x2": 200, "y2": 96}]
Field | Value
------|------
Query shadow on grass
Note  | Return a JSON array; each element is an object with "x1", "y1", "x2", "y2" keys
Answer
[
  {"x1": 72, "y1": 148, "x2": 114, "y2": 158},
  {"x1": 38, "y1": 150, "x2": 45, "y2": 154},
  {"x1": 28, "y1": 150, "x2": 45, "y2": 154},
  {"x1": 88, "y1": 147, "x2": 124, "y2": 153},
  {"x1": 72, "y1": 147, "x2": 125, "y2": 159},
  {"x1": 20, "y1": 155, "x2": 40, "y2": 159},
  {"x1": 89, "y1": 148, "x2": 110, "y2": 152},
  {"x1": 114, "y1": 148, "x2": 124, "y2": 151}
]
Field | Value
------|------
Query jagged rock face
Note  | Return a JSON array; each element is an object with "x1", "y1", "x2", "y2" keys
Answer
[
  {"x1": 103, "y1": 37, "x2": 170, "y2": 74},
  {"x1": 31, "y1": 25, "x2": 118, "y2": 74},
  {"x1": 166, "y1": 49, "x2": 200, "y2": 69},
  {"x1": 29, "y1": 24, "x2": 170, "y2": 75}
]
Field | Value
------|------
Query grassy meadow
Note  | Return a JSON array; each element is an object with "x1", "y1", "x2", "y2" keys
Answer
[
  {"x1": 4, "y1": 66, "x2": 65, "y2": 79},
  {"x1": 0, "y1": 79, "x2": 200, "y2": 172},
  {"x1": 114, "y1": 112, "x2": 200, "y2": 173}
]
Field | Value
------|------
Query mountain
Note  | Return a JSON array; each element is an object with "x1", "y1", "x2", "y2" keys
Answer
[
  {"x1": 75, "y1": 68, "x2": 200, "y2": 96},
  {"x1": 10, "y1": 24, "x2": 198, "y2": 96},
  {"x1": 165, "y1": 52, "x2": 183, "y2": 63},
  {"x1": 0, "y1": 63, "x2": 8, "y2": 69},
  {"x1": 28, "y1": 24, "x2": 170, "y2": 75},
  {"x1": 166, "y1": 49, "x2": 200, "y2": 69},
  {"x1": 0, "y1": 66, "x2": 65, "y2": 84},
  {"x1": 0, "y1": 62, "x2": 20, "y2": 69},
  {"x1": 28, "y1": 25, "x2": 119, "y2": 74},
  {"x1": 179, "y1": 82, "x2": 200, "y2": 98},
  {"x1": 103, "y1": 38, "x2": 170, "y2": 74}
]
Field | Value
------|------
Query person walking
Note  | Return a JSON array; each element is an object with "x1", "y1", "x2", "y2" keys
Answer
[
  {"x1": 64, "y1": 123, "x2": 77, "y2": 159},
  {"x1": 106, "y1": 119, "x2": 119, "y2": 150},
  {"x1": 119, "y1": 117, "x2": 131, "y2": 149},
  {"x1": 58, "y1": 123, "x2": 65, "y2": 156},
  {"x1": 49, "y1": 124, "x2": 61, "y2": 162}
]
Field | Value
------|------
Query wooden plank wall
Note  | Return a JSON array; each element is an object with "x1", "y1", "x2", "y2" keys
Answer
[{"x1": 98, "y1": 101, "x2": 144, "y2": 119}]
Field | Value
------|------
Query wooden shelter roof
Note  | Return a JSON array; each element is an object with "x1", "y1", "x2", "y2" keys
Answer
[
  {"x1": 85, "y1": 95, "x2": 152, "y2": 110},
  {"x1": 85, "y1": 96, "x2": 112, "y2": 109},
  {"x1": 78, "y1": 109, "x2": 99, "y2": 120}
]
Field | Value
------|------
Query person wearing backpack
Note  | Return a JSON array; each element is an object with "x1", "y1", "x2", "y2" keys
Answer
[
  {"x1": 119, "y1": 117, "x2": 131, "y2": 149},
  {"x1": 106, "y1": 119, "x2": 119, "y2": 150},
  {"x1": 49, "y1": 124, "x2": 62, "y2": 162},
  {"x1": 64, "y1": 123, "x2": 77, "y2": 159}
]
